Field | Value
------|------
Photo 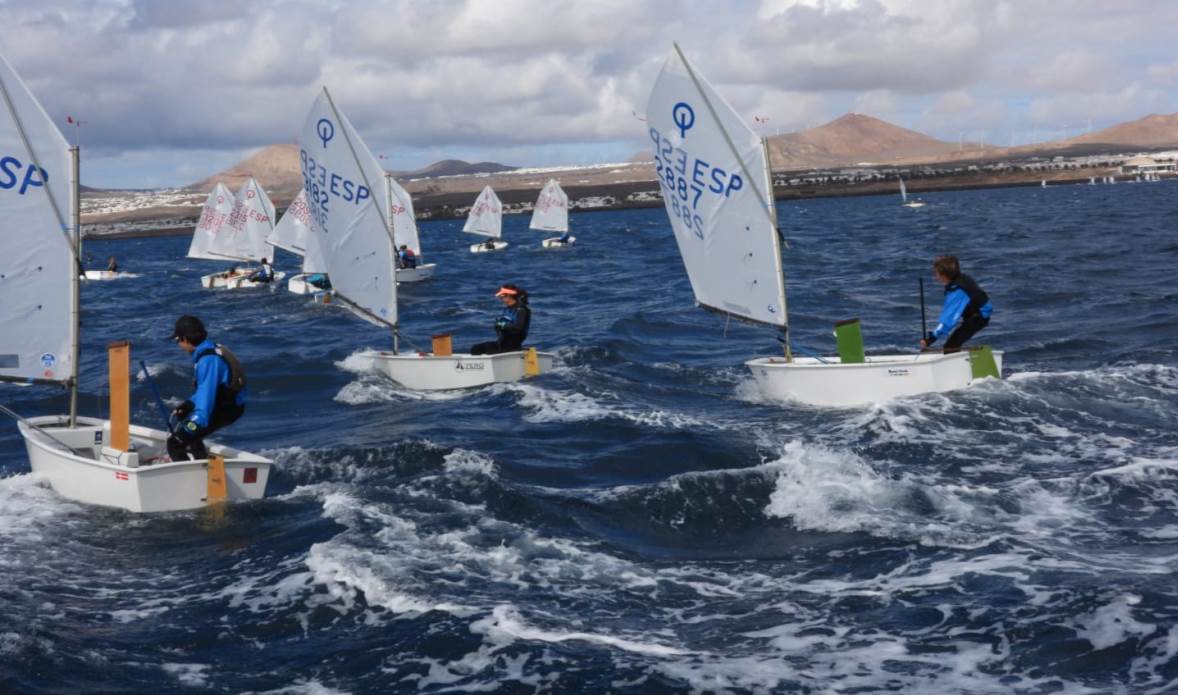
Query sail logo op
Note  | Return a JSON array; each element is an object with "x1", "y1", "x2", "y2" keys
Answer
[
  {"x1": 0, "y1": 155, "x2": 49, "y2": 195},
  {"x1": 672, "y1": 102, "x2": 695, "y2": 138},
  {"x1": 316, "y1": 118, "x2": 334, "y2": 148}
]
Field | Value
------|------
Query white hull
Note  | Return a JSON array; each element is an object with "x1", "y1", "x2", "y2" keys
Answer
[
  {"x1": 83, "y1": 270, "x2": 137, "y2": 281},
  {"x1": 470, "y1": 240, "x2": 508, "y2": 253},
  {"x1": 201, "y1": 269, "x2": 287, "y2": 289},
  {"x1": 351, "y1": 349, "x2": 555, "y2": 390},
  {"x1": 745, "y1": 350, "x2": 1004, "y2": 407},
  {"x1": 287, "y1": 273, "x2": 332, "y2": 296},
  {"x1": 396, "y1": 263, "x2": 437, "y2": 282},
  {"x1": 901, "y1": 201, "x2": 925, "y2": 208},
  {"x1": 541, "y1": 236, "x2": 576, "y2": 248},
  {"x1": 17, "y1": 415, "x2": 271, "y2": 513}
]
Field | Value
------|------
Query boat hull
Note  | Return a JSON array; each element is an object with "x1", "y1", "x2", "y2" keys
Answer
[
  {"x1": 470, "y1": 240, "x2": 508, "y2": 253},
  {"x1": 396, "y1": 263, "x2": 437, "y2": 282},
  {"x1": 541, "y1": 236, "x2": 576, "y2": 248},
  {"x1": 287, "y1": 272, "x2": 332, "y2": 296},
  {"x1": 17, "y1": 416, "x2": 271, "y2": 513},
  {"x1": 83, "y1": 270, "x2": 136, "y2": 281},
  {"x1": 351, "y1": 349, "x2": 555, "y2": 390},
  {"x1": 201, "y1": 269, "x2": 287, "y2": 289},
  {"x1": 745, "y1": 350, "x2": 1004, "y2": 407}
]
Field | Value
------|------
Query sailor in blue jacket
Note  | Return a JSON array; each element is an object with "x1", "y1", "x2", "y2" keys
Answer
[
  {"x1": 166, "y1": 315, "x2": 247, "y2": 462},
  {"x1": 920, "y1": 255, "x2": 993, "y2": 353},
  {"x1": 470, "y1": 284, "x2": 531, "y2": 355},
  {"x1": 397, "y1": 245, "x2": 419, "y2": 269}
]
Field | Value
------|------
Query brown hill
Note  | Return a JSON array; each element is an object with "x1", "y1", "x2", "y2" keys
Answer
[
  {"x1": 188, "y1": 144, "x2": 304, "y2": 197},
  {"x1": 767, "y1": 113, "x2": 992, "y2": 169},
  {"x1": 1054, "y1": 112, "x2": 1178, "y2": 149}
]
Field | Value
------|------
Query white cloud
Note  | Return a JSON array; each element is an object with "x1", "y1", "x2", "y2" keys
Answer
[{"x1": 1, "y1": 0, "x2": 1177, "y2": 187}]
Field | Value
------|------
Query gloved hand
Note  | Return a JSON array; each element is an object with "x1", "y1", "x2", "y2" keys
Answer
[
  {"x1": 494, "y1": 317, "x2": 509, "y2": 331},
  {"x1": 175, "y1": 418, "x2": 202, "y2": 443},
  {"x1": 172, "y1": 400, "x2": 194, "y2": 420}
]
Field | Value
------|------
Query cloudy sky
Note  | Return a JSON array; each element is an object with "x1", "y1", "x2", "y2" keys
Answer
[{"x1": 2, "y1": 0, "x2": 1176, "y2": 188}]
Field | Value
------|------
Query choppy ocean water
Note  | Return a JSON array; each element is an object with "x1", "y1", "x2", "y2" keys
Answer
[{"x1": 2, "y1": 180, "x2": 1177, "y2": 694}]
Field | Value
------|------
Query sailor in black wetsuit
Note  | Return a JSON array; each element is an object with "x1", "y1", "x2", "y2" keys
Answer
[
  {"x1": 920, "y1": 255, "x2": 993, "y2": 353},
  {"x1": 470, "y1": 284, "x2": 531, "y2": 355}
]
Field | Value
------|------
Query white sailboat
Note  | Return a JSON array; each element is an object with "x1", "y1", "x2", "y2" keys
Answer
[
  {"x1": 268, "y1": 190, "x2": 331, "y2": 295},
  {"x1": 202, "y1": 177, "x2": 285, "y2": 289},
  {"x1": 386, "y1": 173, "x2": 436, "y2": 281},
  {"x1": 464, "y1": 185, "x2": 507, "y2": 253},
  {"x1": 297, "y1": 88, "x2": 553, "y2": 389},
  {"x1": 1, "y1": 53, "x2": 270, "y2": 512},
  {"x1": 646, "y1": 44, "x2": 1001, "y2": 407},
  {"x1": 187, "y1": 182, "x2": 236, "y2": 279},
  {"x1": 899, "y1": 177, "x2": 925, "y2": 208},
  {"x1": 530, "y1": 178, "x2": 574, "y2": 247}
]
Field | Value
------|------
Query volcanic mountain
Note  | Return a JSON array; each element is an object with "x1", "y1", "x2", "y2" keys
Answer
[
  {"x1": 765, "y1": 113, "x2": 992, "y2": 169},
  {"x1": 1051, "y1": 112, "x2": 1178, "y2": 149}
]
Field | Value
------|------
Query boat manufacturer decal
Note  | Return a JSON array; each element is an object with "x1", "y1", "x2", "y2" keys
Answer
[
  {"x1": 39, "y1": 353, "x2": 56, "y2": 369},
  {"x1": 455, "y1": 361, "x2": 485, "y2": 371},
  {"x1": 114, "y1": 471, "x2": 129, "y2": 481},
  {"x1": 887, "y1": 368, "x2": 910, "y2": 377}
]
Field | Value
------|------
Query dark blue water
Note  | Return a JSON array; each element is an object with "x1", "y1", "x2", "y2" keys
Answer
[{"x1": 3, "y1": 181, "x2": 1178, "y2": 694}]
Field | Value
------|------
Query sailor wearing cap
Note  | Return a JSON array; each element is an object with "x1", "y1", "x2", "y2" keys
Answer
[
  {"x1": 470, "y1": 284, "x2": 531, "y2": 355},
  {"x1": 166, "y1": 315, "x2": 248, "y2": 462}
]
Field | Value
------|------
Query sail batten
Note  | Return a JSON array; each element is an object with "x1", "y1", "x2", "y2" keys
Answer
[
  {"x1": 0, "y1": 53, "x2": 77, "y2": 385},
  {"x1": 529, "y1": 179, "x2": 568, "y2": 232},
  {"x1": 646, "y1": 45, "x2": 787, "y2": 328},
  {"x1": 298, "y1": 88, "x2": 397, "y2": 327},
  {"x1": 463, "y1": 186, "x2": 503, "y2": 238}
]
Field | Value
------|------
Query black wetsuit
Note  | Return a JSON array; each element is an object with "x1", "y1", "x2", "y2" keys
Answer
[{"x1": 471, "y1": 303, "x2": 531, "y2": 355}]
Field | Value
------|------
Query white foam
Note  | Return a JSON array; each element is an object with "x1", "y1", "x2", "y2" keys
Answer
[
  {"x1": 161, "y1": 663, "x2": 210, "y2": 688},
  {"x1": 246, "y1": 680, "x2": 352, "y2": 695},
  {"x1": 496, "y1": 382, "x2": 706, "y2": 428},
  {"x1": 1075, "y1": 594, "x2": 1157, "y2": 650},
  {"x1": 471, "y1": 604, "x2": 687, "y2": 656}
]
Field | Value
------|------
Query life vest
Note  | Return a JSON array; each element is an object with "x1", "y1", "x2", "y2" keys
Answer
[{"x1": 193, "y1": 344, "x2": 247, "y2": 427}]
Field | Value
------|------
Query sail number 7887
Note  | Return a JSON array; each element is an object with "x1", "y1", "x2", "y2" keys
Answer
[{"x1": 649, "y1": 128, "x2": 743, "y2": 240}]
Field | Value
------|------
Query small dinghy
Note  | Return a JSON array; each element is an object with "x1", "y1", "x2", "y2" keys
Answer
[
  {"x1": 297, "y1": 88, "x2": 553, "y2": 390},
  {"x1": 529, "y1": 179, "x2": 575, "y2": 248},
  {"x1": 200, "y1": 178, "x2": 282, "y2": 289},
  {"x1": 1, "y1": 53, "x2": 271, "y2": 511},
  {"x1": 268, "y1": 190, "x2": 332, "y2": 296},
  {"x1": 83, "y1": 270, "x2": 138, "y2": 281},
  {"x1": 386, "y1": 173, "x2": 437, "y2": 281},
  {"x1": 645, "y1": 44, "x2": 1001, "y2": 407},
  {"x1": 464, "y1": 186, "x2": 508, "y2": 253},
  {"x1": 899, "y1": 178, "x2": 925, "y2": 208}
]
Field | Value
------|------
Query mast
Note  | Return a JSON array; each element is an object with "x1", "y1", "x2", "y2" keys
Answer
[
  {"x1": 69, "y1": 145, "x2": 81, "y2": 425},
  {"x1": 761, "y1": 137, "x2": 790, "y2": 361},
  {"x1": 385, "y1": 171, "x2": 399, "y2": 354}
]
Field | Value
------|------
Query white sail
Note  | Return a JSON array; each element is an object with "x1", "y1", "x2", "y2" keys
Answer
[
  {"x1": 462, "y1": 185, "x2": 503, "y2": 238},
  {"x1": 267, "y1": 189, "x2": 311, "y2": 255},
  {"x1": 301, "y1": 219, "x2": 329, "y2": 274},
  {"x1": 0, "y1": 53, "x2": 77, "y2": 385},
  {"x1": 646, "y1": 45, "x2": 786, "y2": 327},
  {"x1": 209, "y1": 178, "x2": 275, "y2": 262},
  {"x1": 529, "y1": 178, "x2": 569, "y2": 232},
  {"x1": 899, "y1": 178, "x2": 908, "y2": 203},
  {"x1": 298, "y1": 88, "x2": 396, "y2": 326},
  {"x1": 387, "y1": 175, "x2": 422, "y2": 254},
  {"x1": 187, "y1": 183, "x2": 235, "y2": 260}
]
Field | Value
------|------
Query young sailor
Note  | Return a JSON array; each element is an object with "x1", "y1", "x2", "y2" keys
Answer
[
  {"x1": 167, "y1": 315, "x2": 248, "y2": 462},
  {"x1": 920, "y1": 255, "x2": 993, "y2": 353},
  {"x1": 397, "y1": 244, "x2": 418, "y2": 269},
  {"x1": 248, "y1": 258, "x2": 274, "y2": 283},
  {"x1": 106, "y1": 256, "x2": 118, "y2": 272},
  {"x1": 471, "y1": 284, "x2": 531, "y2": 355}
]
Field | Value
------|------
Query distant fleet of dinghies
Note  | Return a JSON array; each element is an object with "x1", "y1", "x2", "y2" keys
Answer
[
  {"x1": 0, "y1": 53, "x2": 271, "y2": 512},
  {"x1": 297, "y1": 87, "x2": 554, "y2": 390},
  {"x1": 265, "y1": 189, "x2": 331, "y2": 296},
  {"x1": 646, "y1": 43, "x2": 1002, "y2": 407},
  {"x1": 463, "y1": 185, "x2": 508, "y2": 253},
  {"x1": 530, "y1": 179, "x2": 575, "y2": 247}
]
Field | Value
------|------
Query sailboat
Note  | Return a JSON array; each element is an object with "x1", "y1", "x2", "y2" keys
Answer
[
  {"x1": 464, "y1": 185, "x2": 507, "y2": 253},
  {"x1": 267, "y1": 190, "x2": 331, "y2": 295},
  {"x1": 386, "y1": 173, "x2": 436, "y2": 281},
  {"x1": 201, "y1": 177, "x2": 285, "y2": 289},
  {"x1": 1, "y1": 53, "x2": 270, "y2": 512},
  {"x1": 297, "y1": 87, "x2": 553, "y2": 389},
  {"x1": 646, "y1": 44, "x2": 1001, "y2": 407},
  {"x1": 899, "y1": 177, "x2": 925, "y2": 208},
  {"x1": 530, "y1": 178, "x2": 574, "y2": 247},
  {"x1": 187, "y1": 182, "x2": 236, "y2": 277}
]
